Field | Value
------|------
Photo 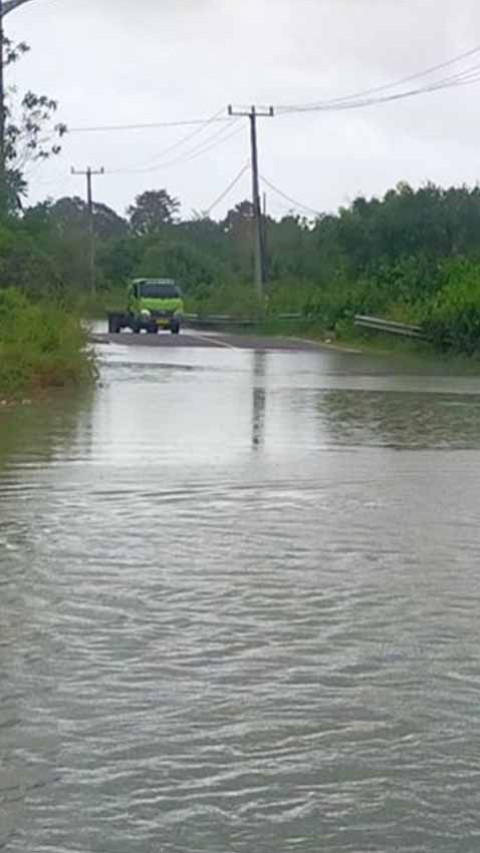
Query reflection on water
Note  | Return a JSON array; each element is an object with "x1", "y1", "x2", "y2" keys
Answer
[
  {"x1": 316, "y1": 388, "x2": 480, "y2": 449},
  {"x1": 252, "y1": 351, "x2": 267, "y2": 450},
  {"x1": 2, "y1": 344, "x2": 480, "y2": 852}
]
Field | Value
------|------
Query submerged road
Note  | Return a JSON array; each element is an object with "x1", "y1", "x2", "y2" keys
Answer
[
  {"x1": 90, "y1": 329, "x2": 333, "y2": 351},
  {"x1": 4, "y1": 339, "x2": 480, "y2": 852}
]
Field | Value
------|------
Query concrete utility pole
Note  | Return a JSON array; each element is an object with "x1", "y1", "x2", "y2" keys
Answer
[
  {"x1": 262, "y1": 191, "x2": 269, "y2": 285},
  {"x1": 71, "y1": 167, "x2": 105, "y2": 294},
  {"x1": 0, "y1": 0, "x2": 36, "y2": 213},
  {"x1": 228, "y1": 105, "x2": 274, "y2": 316}
]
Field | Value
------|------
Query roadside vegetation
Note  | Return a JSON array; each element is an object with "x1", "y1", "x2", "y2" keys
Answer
[
  {"x1": 17, "y1": 182, "x2": 480, "y2": 355},
  {"x1": 0, "y1": 35, "x2": 93, "y2": 399},
  {"x1": 4, "y1": 180, "x2": 480, "y2": 375},
  {"x1": 0, "y1": 289, "x2": 94, "y2": 398}
]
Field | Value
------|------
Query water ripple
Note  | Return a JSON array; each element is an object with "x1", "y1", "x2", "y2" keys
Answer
[{"x1": 2, "y1": 347, "x2": 480, "y2": 851}]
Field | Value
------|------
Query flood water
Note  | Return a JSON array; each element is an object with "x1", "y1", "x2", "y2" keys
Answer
[{"x1": 2, "y1": 340, "x2": 480, "y2": 852}]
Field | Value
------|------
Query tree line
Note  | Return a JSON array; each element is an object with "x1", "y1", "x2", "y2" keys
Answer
[{"x1": 0, "y1": 180, "x2": 477, "y2": 351}]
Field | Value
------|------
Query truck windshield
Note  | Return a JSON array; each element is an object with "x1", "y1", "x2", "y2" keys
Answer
[{"x1": 139, "y1": 283, "x2": 180, "y2": 299}]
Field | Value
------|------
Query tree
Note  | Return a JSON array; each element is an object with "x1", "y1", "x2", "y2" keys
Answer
[
  {"x1": 221, "y1": 200, "x2": 256, "y2": 279},
  {"x1": 2, "y1": 37, "x2": 67, "y2": 215},
  {"x1": 222, "y1": 200, "x2": 254, "y2": 236},
  {"x1": 127, "y1": 189, "x2": 180, "y2": 236},
  {"x1": 41, "y1": 196, "x2": 129, "y2": 241}
]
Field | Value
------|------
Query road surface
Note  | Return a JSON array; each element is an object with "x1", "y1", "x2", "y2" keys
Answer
[{"x1": 90, "y1": 329, "x2": 332, "y2": 351}]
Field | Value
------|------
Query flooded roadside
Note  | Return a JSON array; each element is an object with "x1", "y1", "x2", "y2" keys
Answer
[{"x1": 1, "y1": 342, "x2": 480, "y2": 851}]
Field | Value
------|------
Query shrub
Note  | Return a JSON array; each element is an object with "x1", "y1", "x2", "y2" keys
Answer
[
  {"x1": 422, "y1": 260, "x2": 480, "y2": 353},
  {"x1": 0, "y1": 288, "x2": 95, "y2": 396}
]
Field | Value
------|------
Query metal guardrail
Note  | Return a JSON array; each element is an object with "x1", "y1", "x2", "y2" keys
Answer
[
  {"x1": 184, "y1": 314, "x2": 254, "y2": 329},
  {"x1": 184, "y1": 313, "x2": 302, "y2": 328},
  {"x1": 354, "y1": 315, "x2": 427, "y2": 340}
]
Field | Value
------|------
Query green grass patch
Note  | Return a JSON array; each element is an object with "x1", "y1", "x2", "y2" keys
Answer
[{"x1": 0, "y1": 289, "x2": 96, "y2": 398}]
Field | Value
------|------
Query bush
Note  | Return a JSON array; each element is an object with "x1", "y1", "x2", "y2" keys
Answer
[
  {"x1": 422, "y1": 260, "x2": 480, "y2": 353},
  {"x1": 186, "y1": 281, "x2": 260, "y2": 318},
  {"x1": 0, "y1": 288, "x2": 95, "y2": 396}
]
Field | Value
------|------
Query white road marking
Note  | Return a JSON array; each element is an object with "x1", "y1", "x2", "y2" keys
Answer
[
  {"x1": 289, "y1": 336, "x2": 362, "y2": 354},
  {"x1": 187, "y1": 330, "x2": 239, "y2": 351}
]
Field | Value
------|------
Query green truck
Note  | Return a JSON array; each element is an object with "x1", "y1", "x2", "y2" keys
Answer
[{"x1": 108, "y1": 279, "x2": 184, "y2": 335}]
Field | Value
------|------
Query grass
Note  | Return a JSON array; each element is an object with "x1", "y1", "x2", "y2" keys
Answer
[{"x1": 0, "y1": 289, "x2": 96, "y2": 399}]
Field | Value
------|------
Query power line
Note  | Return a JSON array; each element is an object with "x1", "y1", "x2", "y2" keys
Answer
[
  {"x1": 204, "y1": 162, "x2": 250, "y2": 215},
  {"x1": 278, "y1": 59, "x2": 480, "y2": 115},
  {"x1": 106, "y1": 107, "x2": 227, "y2": 174},
  {"x1": 142, "y1": 118, "x2": 243, "y2": 171},
  {"x1": 260, "y1": 174, "x2": 321, "y2": 217},
  {"x1": 108, "y1": 120, "x2": 244, "y2": 175},
  {"x1": 107, "y1": 113, "x2": 239, "y2": 175},
  {"x1": 278, "y1": 72, "x2": 480, "y2": 115},
  {"x1": 276, "y1": 42, "x2": 480, "y2": 113},
  {"x1": 67, "y1": 43, "x2": 480, "y2": 135},
  {"x1": 69, "y1": 116, "x2": 231, "y2": 133}
]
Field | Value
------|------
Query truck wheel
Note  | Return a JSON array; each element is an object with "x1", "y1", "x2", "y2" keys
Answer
[
  {"x1": 108, "y1": 314, "x2": 121, "y2": 334},
  {"x1": 171, "y1": 324, "x2": 180, "y2": 335}
]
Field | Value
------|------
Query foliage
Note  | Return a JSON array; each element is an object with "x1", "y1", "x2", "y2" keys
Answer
[
  {"x1": 0, "y1": 37, "x2": 67, "y2": 215},
  {"x1": 0, "y1": 288, "x2": 94, "y2": 396},
  {"x1": 5, "y1": 178, "x2": 480, "y2": 355},
  {"x1": 127, "y1": 189, "x2": 180, "y2": 236},
  {"x1": 422, "y1": 260, "x2": 480, "y2": 354},
  {"x1": 136, "y1": 240, "x2": 233, "y2": 294},
  {"x1": 32, "y1": 196, "x2": 129, "y2": 241}
]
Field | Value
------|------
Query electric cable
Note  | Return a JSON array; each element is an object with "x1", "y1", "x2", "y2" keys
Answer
[
  {"x1": 276, "y1": 42, "x2": 480, "y2": 113},
  {"x1": 260, "y1": 174, "x2": 321, "y2": 216},
  {"x1": 106, "y1": 121, "x2": 244, "y2": 175},
  {"x1": 106, "y1": 107, "x2": 227, "y2": 174},
  {"x1": 204, "y1": 162, "x2": 250, "y2": 215},
  {"x1": 69, "y1": 116, "x2": 231, "y2": 133},
  {"x1": 278, "y1": 59, "x2": 480, "y2": 115}
]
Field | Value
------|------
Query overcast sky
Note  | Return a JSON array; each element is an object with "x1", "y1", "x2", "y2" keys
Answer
[{"x1": 6, "y1": 0, "x2": 480, "y2": 220}]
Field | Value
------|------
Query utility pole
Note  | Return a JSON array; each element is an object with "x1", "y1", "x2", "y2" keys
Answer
[
  {"x1": 228, "y1": 105, "x2": 274, "y2": 316},
  {"x1": 262, "y1": 191, "x2": 269, "y2": 290},
  {"x1": 0, "y1": 0, "x2": 36, "y2": 215},
  {"x1": 71, "y1": 166, "x2": 105, "y2": 294}
]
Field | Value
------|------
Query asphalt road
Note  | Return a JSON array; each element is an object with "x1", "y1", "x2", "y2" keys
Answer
[{"x1": 90, "y1": 330, "x2": 330, "y2": 352}]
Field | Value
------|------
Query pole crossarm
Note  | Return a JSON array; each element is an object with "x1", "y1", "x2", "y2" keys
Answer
[
  {"x1": 71, "y1": 167, "x2": 105, "y2": 177},
  {"x1": 228, "y1": 105, "x2": 274, "y2": 118},
  {"x1": 1, "y1": 0, "x2": 35, "y2": 18}
]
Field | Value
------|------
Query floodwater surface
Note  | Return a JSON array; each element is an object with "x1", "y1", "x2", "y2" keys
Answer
[{"x1": 1, "y1": 341, "x2": 480, "y2": 852}]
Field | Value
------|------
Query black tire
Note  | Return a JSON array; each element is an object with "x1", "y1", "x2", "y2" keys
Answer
[
  {"x1": 108, "y1": 314, "x2": 121, "y2": 334},
  {"x1": 129, "y1": 315, "x2": 141, "y2": 334},
  {"x1": 171, "y1": 324, "x2": 180, "y2": 335}
]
